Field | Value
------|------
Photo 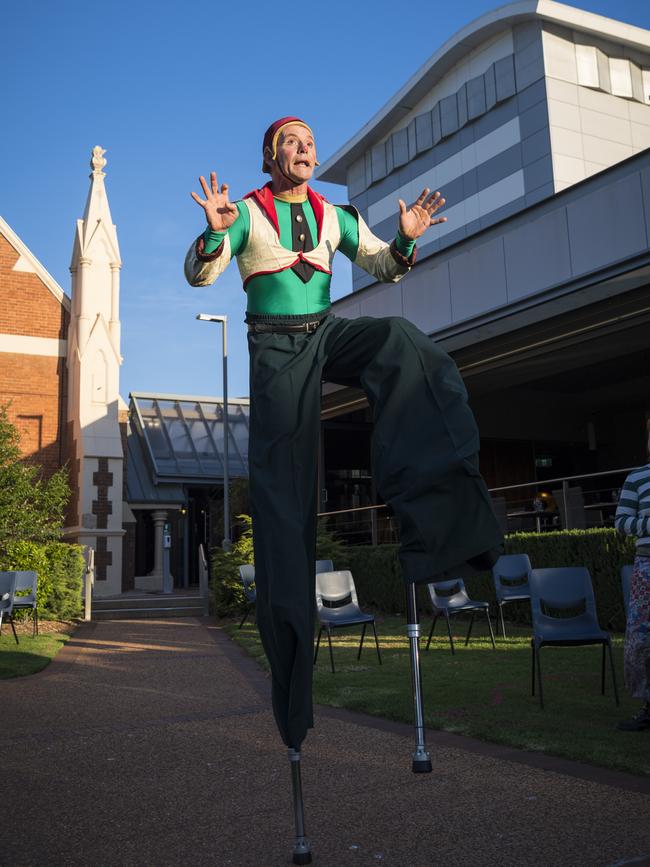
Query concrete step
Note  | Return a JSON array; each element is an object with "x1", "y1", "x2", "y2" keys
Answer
[
  {"x1": 91, "y1": 593, "x2": 208, "y2": 620},
  {"x1": 92, "y1": 605, "x2": 207, "y2": 620}
]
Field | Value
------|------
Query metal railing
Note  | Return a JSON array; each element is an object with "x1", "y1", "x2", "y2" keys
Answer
[{"x1": 317, "y1": 465, "x2": 636, "y2": 546}]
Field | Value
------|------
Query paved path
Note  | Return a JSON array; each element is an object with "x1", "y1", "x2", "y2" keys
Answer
[{"x1": 2, "y1": 617, "x2": 650, "y2": 867}]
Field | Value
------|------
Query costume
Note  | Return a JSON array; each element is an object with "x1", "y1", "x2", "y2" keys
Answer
[
  {"x1": 615, "y1": 464, "x2": 650, "y2": 703},
  {"x1": 185, "y1": 120, "x2": 503, "y2": 751}
]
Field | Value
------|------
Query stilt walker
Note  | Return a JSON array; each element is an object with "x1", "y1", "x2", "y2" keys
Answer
[{"x1": 185, "y1": 116, "x2": 503, "y2": 864}]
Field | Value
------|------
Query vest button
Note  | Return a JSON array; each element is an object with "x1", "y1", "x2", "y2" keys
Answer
[
  {"x1": 295, "y1": 214, "x2": 303, "y2": 222},
  {"x1": 299, "y1": 233, "x2": 305, "y2": 242}
]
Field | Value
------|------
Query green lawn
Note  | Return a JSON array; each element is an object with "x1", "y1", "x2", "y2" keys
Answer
[
  {"x1": 0, "y1": 625, "x2": 72, "y2": 678},
  {"x1": 226, "y1": 615, "x2": 649, "y2": 777}
]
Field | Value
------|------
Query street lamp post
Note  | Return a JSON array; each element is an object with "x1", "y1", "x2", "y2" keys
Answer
[{"x1": 196, "y1": 313, "x2": 231, "y2": 551}]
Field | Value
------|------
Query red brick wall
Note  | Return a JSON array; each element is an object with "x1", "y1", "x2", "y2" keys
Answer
[{"x1": 0, "y1": 231, "x2": 69, "y2": 478}]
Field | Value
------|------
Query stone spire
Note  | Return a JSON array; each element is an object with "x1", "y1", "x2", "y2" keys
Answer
[
  {"x1": 65, "y1": 145, "x2": 125, "y2": 597},
  {"x1": 70, "y1": 145, "x2": 122, "y2": 358}
]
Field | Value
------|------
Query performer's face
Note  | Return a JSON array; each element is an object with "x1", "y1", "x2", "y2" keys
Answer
[{"x1": 272, "y1": 124, "x2": 317, "y2": 183}]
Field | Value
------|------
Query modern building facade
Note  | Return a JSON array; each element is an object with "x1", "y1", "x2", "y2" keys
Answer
[{"x1": 316, "y1": 0, "x2": 650, "y2": 522}]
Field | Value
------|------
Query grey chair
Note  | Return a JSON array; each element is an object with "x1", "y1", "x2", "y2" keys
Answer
[
  {"x1": 11, "y1": 570, "x2": 39, "y2": 637},
  {"x1": 620, "y1": 564, "x2": 633, "y2": 619},
  {"x1": 237, "y1": 564, "x2": 256, "y2": 629},
  {"x1": 0, "y1": 572, "x2": 19, "y2": 644},
  {"x1": 529, "y1": 567, "x2": 619, "y2": 709},
  {"x1": 425, "y1": 579, "x2": 496, "y2": 655},
  {"x1": 314, "y1": 569, "x2": 381, "y2": 674},
  {"x1": 492, "y1": 554, "x2": 532, "y2": 638},
  {"x1": 315, "y1": 559, "x2": 334, "y2": 574}
]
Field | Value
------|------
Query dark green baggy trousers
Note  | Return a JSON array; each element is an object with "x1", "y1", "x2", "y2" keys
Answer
[{"x1": 248, "y1": 314, "x2": 502, "y2": 749}]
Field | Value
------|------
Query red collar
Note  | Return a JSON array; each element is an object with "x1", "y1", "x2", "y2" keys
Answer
[{"x1": 243, "y1": 182, "x2": 326, "y2": 241}]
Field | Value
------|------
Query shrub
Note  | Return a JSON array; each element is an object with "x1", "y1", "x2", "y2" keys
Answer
[
  {"x1": 210, "y1": 516, "x2": 349, "y2": 617},
  {"x1": 0, "y1": 539, "x2": 84, "y2": 620},
  {"x1": 0, "y1": 404, "x2": 70, "y2": 551},
  {"x1": 210, "y1": 515, "x2": 254, "y2": 616}
]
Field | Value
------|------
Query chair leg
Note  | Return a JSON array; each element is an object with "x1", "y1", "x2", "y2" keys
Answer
[
  {"x1": 405, "y1": 582, "x2": 431, "y2": 774},
  {"x1": 464, "y1": 610, "x2": 476, "y2": 646},
  {"x1": 535, "y1": 644, "x2": 544, "y2": 709},
  {"x1": 288, "y1": 749, "x2": 312, "y2": 865},
  {"x1": 34, "y1": 607, "x2": 39, "y2": 638},
  {"x1": 357, "y1": 623, "x2": 367, "y2": 660},
  {"x1": 371, "y1": 622, "x2": 382, "y2": 665},
  {"x1": 531, "y1": 640, "x2": 535, "y2": 696},
  {"x1": 425, "y1": 614, "x2": 438, "y2": 651},
  {"x1": 326, "y1": 628, "x2": 335, "y2": 674},
  {"x1": 499, "y1": 602, "x2": 507, "y2": 639},
  {"x1": 445, "y1": 612, "x2": 455, "y2": 655},
  {"x1": 9, "y1": 614, "x2": 19, "y2": 645},
  {"x1": 238, "y1": 606, "x2": 249, "y2": 629},
  {"x1": 601, "y1": 643, "x2": 606, "y2": 696},
  {"x1": 486, "y1": 607, "x2": 496, "y2": 649},
  {"x1": 606, "y1": 639, "x2": 620, "y2": 707},
  {"x1": 313, "y1": 627, "x2": 323, "y2": 665}
]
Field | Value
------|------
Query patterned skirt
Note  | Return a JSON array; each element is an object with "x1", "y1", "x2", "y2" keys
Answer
[{"x1": 625, "y1": 555, "x2": 650, "y2": 700}]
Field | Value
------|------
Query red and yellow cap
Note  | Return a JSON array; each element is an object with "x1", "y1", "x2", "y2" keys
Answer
[{"x1": 262, "y1": 116, "x2": 318, "y2": 173}]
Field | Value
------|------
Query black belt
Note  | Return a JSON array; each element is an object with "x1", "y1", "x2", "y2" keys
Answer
[{"x1": 247, "y1": 319, "x2": 323, "y2": 334}]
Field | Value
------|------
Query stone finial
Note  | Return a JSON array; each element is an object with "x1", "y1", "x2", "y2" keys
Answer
[{"x1": 91, "y1": 146, "x2": 107, "y2": 173}]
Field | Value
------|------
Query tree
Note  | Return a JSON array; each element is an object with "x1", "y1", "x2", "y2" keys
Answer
[{"x1": 0, "y1": 404, "x2": 70, "y2": 553}]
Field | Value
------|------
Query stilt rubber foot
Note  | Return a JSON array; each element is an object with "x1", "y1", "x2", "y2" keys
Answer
[
  {"x1": 412, "y1": 758, "x2": 432, "y2": 774},
  {"x1": 293, "y1": 852, "x2": 312, "y2": 865}
]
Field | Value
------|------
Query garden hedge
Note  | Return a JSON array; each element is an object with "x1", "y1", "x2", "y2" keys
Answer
[
  {"x1": 0, "y1": 540, "x2": 85, "y2": 620},
  {"x1": 339, "y1": 528, "x2": 635, "y2": 633},
  {"x1": 211, "y1": 523, "x2": 635, "y2": 632}
]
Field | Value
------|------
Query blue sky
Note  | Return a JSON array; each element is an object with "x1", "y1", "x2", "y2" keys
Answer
[{"x1": 2, "y1": 0, "x2": 648, "y2": 399}]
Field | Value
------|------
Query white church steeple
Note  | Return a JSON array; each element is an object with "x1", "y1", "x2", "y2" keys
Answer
[{"x1": 66, "y1": 146, "x2": 125, "y2": 596}]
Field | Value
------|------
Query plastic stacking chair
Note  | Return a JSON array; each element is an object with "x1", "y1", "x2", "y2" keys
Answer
[
  {"x1": 11, "y1": 571, "x2": 39, "y2": 637},
  {"x1": 237, "y1": 565, "x2": 256, "y2": 629},
  {"x1": 0, "y1": 572, "x2": 19, "y2": 645},
  {"x1": 492, "y1": 554, "x2": 532, "y2": 638},
  {"x1": 529, "y1": 567, "x2": 619, "y2": 709},
  {"x1": 314, "y1": 570, "x2": 381, "y2": 674},
  {"x1": 425, "y1": 579, "x2": 496, "y2": 655},
  {"x1": 315, "y1": 559, "x2": 334, "y2": 574},
  {"x1": 620, "y1": 564, "x2": 633, "y2": 620}
]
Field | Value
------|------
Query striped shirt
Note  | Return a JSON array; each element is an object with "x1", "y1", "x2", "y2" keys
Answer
[{"x1": 615, "y1": 464, "x2": 650, "y2": 549}]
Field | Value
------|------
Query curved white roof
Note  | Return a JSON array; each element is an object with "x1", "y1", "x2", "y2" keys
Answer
[{"x1": 317, "y1": 0, "x2": 650, "y2": 184}]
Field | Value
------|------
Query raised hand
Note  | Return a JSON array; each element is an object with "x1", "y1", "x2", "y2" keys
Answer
[
  {"x1": 398, "y1": 188, "x2": 447, "y2": 241},
  {"x1": 190, "y1": 171, "x2": 239, "y2": 233}
]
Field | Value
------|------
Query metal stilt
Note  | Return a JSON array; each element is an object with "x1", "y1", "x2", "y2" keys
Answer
[
  {"x1": 288, "y1": 748, "x2": 312, "y2": 865},
  {"x1": 406, "y1": 583, "x2": 432, "y2": 773}
]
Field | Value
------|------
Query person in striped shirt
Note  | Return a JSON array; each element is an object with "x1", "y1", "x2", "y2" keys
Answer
[{"x1": 614, "y1": 424, "x2": 650, "y2": 732}]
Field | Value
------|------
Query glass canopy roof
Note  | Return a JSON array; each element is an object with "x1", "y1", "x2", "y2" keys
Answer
[{"x1": 130, "y1": 392, "x2": 249, "y2": 483}]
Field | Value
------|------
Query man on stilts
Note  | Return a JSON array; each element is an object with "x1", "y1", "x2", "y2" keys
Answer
[{"x1": 185, "y1": 116, "x2": 503, "y2": 864}]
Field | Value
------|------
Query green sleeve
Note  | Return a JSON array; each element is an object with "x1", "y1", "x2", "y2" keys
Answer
[
  {"x1": 334, "y1": 206, "x2": 415, "y2": 261},
  {"x1": 335, "y1": 206, "x2": 360, "y2": 261},
  {"x1": 203, "y1": 201, "x2": 250, "y2": 256},
  {"x1": 395, "y1": 229, "x2": 416, "y2": 258}
]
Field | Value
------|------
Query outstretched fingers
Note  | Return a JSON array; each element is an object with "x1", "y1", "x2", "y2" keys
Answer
[
  {"x1": 414, "y1": 187, "x2": 430, "y2": 208},
  {"x1": 424, "y1": 191, "x2": 444, "y2": 212}
]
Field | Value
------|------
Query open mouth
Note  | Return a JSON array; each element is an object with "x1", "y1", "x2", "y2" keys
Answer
[{"x1": 294, "y1": 160, "x2": 311, "y2": 168}]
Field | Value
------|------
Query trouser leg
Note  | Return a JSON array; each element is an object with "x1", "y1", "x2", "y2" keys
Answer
[
  {"x1": 324, "y1": 316, "x2": 502, "y2": 582},
  {"x1": 248, "y1": 330, "x2": 324, "y2": 749}
]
